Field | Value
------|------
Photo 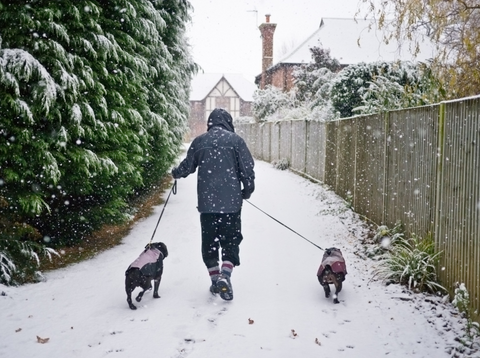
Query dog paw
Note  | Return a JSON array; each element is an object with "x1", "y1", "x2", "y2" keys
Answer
[
  {"x1": 128, "y1": 304, "x2": 137, "y2": 310},
  {"x1": 153, "y1": 294, "x2": 160, "y2": 299}
]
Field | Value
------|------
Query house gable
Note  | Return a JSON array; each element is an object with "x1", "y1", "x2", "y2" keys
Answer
[
  {"x1": 189, "y1": 73, "x2": 256, "y2": 138},
  {"x1": 205, "y1": 77, "x2": 241, "y2": 119}
]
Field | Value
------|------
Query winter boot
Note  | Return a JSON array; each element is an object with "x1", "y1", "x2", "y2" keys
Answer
[
  {"x1": 210, "y1": 282, "x2": 220, "y2": 295},
  {"x1": 216, "y1": 273, "x2": 233, "y2": 301},
  {"x1": 208, "y1": 266, "x2": 220, "y2": 295}
]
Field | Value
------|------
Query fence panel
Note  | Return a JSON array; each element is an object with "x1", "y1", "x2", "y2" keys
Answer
[
  {"x1": 270, "y1": 122, "x2": 281, "y2": 162},
  {"x1": 261, "y1": 122, "x2": 271, "y2": 162},
  {"x1": 279, "y1": 121, "x2": 293, "y2": 165},
  {"x1": 436, "y1": 98, "x2": 480, "y2": 319},
  {"x1": 385, "y1": 106, "x2": 439, "y2": 235},
  {"x1": 305, "y1": 121, "x2": 326, "y2": 182},
  {"x1": 353, "y1": 114, "x2": 386, "y2": 226},
  {"x1": 324, "y1": 121, "x2": 338, "y2": 188},
  {"x1": 252, "y1": 123, "x2": 263, "y2": 159},
  {"x1": 291, "y1": 121, "x2": 307, "y2": 172},
  {"x1": 334, "y1": 118, "x2": 357, "y2": 201}
]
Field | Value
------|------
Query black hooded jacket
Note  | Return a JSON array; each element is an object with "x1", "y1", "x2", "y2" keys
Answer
[{"x1": 172, "y1": 108, "x2": 255, "y2": 213}]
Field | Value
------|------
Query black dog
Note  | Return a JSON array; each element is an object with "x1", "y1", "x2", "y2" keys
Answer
[
  {"x1": 125, "y1": 242, "x2": 168, "y2": 310},
  {"x1": 317, "y1": 247, "x2": 347, "y2": 304}
]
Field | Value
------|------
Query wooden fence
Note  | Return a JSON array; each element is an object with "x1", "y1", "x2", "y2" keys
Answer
[{"x1": 236, "y1": 95, "x2": 480, "y2": 320}]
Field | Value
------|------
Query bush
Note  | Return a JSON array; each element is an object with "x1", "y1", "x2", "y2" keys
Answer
[
  {"x1": 272, "y1": 158, "x2": 289, "y2": 170},
  {"x1": 0, "y1": 237, "x2": 58, "y2": 285},
  {"x1": 375, "y1": 232, "x2": 446, "y2": 294},
  {"x1": 252, "y1": 86, "x2": 295, "y2": 121},
  {"x1": 453, "y1": 283, "x2": 480, "y2": 340},
  {"x1": 330, "y1": 61, "x2": 445, "y2": 117},
  {"x1": 0, "y1": 0, "x2": 195, "y2": 246}
]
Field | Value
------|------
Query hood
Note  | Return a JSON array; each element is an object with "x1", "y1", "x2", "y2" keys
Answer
[{"x1": 207, "y1": 108, "x2": 235, "y2": 132}]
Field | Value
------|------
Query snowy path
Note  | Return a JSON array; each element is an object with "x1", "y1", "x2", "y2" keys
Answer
[{"x1": 0, "y1": 160, "x2": 471, "y2": 358}]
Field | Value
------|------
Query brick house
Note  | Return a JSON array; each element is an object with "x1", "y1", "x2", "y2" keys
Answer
[
  {"x1": 255, "y1": 17, "x2": 436, "y2": 92},
  {"x1": 188, "y1": 73, "x2": 256, "y2": 138}
]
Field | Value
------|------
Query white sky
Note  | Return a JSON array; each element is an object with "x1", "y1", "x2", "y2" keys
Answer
[{"x1": 186, "y1": 0, "x2": 366, "y2": 83}]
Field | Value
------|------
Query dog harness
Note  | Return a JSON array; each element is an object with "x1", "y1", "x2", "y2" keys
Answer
[
  {"x1": 317, "y1": 248, "x2": 347, "y2": 277},
  {"x1": 128, "y1": 248, "x2": 164, "y2": 277}
]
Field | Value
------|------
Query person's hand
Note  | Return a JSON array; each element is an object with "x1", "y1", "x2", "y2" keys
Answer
[
  {"x1": 241, "y1": 189, "x2": 251, "y2": 200},
  {"x1": 171, "y1": 167, "x2": 179, "y2": 179}
]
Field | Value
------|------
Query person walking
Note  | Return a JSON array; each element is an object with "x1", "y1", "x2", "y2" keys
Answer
[{"x1": 172, "y1": 108, "x2": 255, "y2": 301}]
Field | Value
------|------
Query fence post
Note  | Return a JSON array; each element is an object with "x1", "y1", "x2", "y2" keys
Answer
[
  {"x1": 382, "y1": 111, "x2": 389, "y2": 225},
  {"x1": 434, "y1": 102, "x2": 446, "y2": 251}
]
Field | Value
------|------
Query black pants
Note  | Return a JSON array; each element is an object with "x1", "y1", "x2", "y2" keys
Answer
[{"x1": 200, "y1": 211, "x2": 243, "y2": 268}]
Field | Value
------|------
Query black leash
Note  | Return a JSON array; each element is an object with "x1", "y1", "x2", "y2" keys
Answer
[
  {"x1": 245, "y1": 199, "x2": 324, "y2": 251},
  {"x1": 148, "y1": 180, "x2": 177, "y2": 245}
]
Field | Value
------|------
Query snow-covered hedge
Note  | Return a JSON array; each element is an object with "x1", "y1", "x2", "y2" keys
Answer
[
  {"x1": 0, "y1": 0, "x2": 196, "y2": 261},
  {"x1": 330, "y1": 61, "x2": 444, "y2": 117}
]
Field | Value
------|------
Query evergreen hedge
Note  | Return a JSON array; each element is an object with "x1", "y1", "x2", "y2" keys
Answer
[{"x1": 0, "y1": 0, "x2": 195, "y2": 260}]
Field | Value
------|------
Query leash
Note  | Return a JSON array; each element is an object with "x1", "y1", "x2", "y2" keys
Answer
[
  {"x1": 245, "y1": 199, "x2": 324, "y2": 251},
  {"x1": 148, "y1": 180, "x2": 177, "y2": 246}
]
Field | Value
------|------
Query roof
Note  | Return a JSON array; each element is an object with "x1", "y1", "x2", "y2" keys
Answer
[
  {"x1": 190, "y1": 73, "x2": 257, "y2": 102},
  {"x1": 276, "y1": 18, "x2": 436, "y2": 67}
]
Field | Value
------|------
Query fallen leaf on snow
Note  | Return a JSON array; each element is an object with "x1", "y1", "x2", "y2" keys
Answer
[
  {"x1": 248, "y1": 318, "x2": 254, "y2": 325},
  {"x1": 36, "y1": 336, "x2": 49, "y2": 344},
  {"x1": 15, "y1": 328, "x2": 22, "y2": 333}
]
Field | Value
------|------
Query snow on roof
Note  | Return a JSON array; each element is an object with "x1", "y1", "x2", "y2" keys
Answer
[
  {"x1": 190, "y1": 73, "x2": 257, "y2": 102},
  {"x1": 277, "y1": 18, "x2": 436, "y2": 67}
]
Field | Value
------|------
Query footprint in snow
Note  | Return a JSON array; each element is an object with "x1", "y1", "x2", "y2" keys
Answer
[
  {"x1": 207, "y1": 307, "x2": 228, "y2": 325},
  {"x1": 173, "y1": 338, "x2": 196, "y2": 358},
  {"x1": 106, "y1": 348, "x2": 125, "y2": 353}
]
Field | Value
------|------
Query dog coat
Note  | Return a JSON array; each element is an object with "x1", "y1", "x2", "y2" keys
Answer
[
  {"x1": 127, "y1": 247, "x2": 164, "y2": 277},
  {"x1": 317, "y1": 248, "x2": 347, "y2": 277}
]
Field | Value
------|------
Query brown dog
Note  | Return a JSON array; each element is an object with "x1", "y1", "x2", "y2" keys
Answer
[
  {"x1": 317, "y1": 247, "x2": 347, "y2": 304},
  {"x1": 125, "y1": 242, "x2": 168, "y2": 310}
]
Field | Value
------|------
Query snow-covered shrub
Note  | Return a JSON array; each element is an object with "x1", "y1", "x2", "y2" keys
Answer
[
  {"x1": 272, "y1": 158, "x2": 289, "y2": 170},
  {"x1": 354, "y1": 62, "x2": 445, "y2": 115},
  {"x1": 363, "y1": 221, "x2": 404, "y2": 257},
  {"x1": 252, "y1": 85, "x2": 338, "y2": 123},
  {"x1": 0, "y1": 0, "x2": 196, "y2": 246},
  {"x1": 453, "y1": 283, "x2": 470, "y2": 316},
  {"x1": 293, "y1": 46, "x2": 340, "y2": 104},
  {"x1": 375, "y1": 233, "x2": 446, "y2": 294},
  {"x1": 290, "y1": 46, "x2": 340, "y2": 121},
  {"x1": 252, "y1": 86, "x2": 295, "y2": 121},
  {"x1": 373, "y1": 221, "x2": 405, "y2": 249},
  {"x1": 330, "y1": 61, "x2": 445, "y2": 118},
  {"x1": 0, "y1": 237, "x2": 58, "y2": 285},
  {"x1": 234, "y1": 116, "x2": 255, "y2": 124},
  {"x1": 453, "y1": 283, "x2": 480, "y2": 340}
]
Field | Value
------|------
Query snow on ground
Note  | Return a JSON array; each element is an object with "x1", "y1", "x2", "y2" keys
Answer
[{"x1": 1, "y1": 159, "x2": 478, "y2": 358}]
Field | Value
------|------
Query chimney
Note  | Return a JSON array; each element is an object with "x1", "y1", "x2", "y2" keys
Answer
[{"x1": 259, "y1": 14, "x2": 276, "y2": 89}]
